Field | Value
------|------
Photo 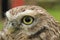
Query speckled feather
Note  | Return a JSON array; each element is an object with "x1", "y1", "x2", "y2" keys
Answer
[{"x1": 0, "y1": 5, "x2": 60, "y2": 40}]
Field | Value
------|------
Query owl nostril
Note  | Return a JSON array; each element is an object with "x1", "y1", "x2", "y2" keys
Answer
[{"x1": 12, "y1": 23, "x2": 14, "y2": 26}]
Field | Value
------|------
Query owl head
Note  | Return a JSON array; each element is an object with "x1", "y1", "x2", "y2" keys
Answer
[{"x1": 4, "y1": 5, "x2": 60, "y2": 38}]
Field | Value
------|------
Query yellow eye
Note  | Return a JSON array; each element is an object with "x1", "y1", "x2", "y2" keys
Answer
[{"x1": 22, "y1": 16, "x2": 34, "y2": 25}]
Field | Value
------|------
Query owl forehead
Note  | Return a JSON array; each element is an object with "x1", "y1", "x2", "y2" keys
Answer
[
  {"x1": 16, "y1": 10, "x2": 38, "y2": 17},
  {"x1": 6, "y1": 9, "x2": 38, "y2": 21}
]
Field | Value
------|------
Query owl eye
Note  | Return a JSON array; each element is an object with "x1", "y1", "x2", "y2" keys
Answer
[{"x1": 22, "y1": 16, "x2": 34, "y2": 25}]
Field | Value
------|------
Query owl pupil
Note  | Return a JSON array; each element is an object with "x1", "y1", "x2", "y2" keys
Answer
[{"x1": 25, "y1": 17, "x2": 30, "y2": 22}]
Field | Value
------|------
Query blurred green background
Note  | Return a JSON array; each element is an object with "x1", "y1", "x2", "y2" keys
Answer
[{"x1": 0, "y1": 0, "x2": 60, "y2": 30}]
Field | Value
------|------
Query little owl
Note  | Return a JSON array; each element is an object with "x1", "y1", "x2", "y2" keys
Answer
[{"x1": 0, "y1": 5, "x2": 60, "y2": 40}]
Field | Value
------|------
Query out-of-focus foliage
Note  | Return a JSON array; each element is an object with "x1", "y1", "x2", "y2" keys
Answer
[
  {"x1": 0, "y1": 20, "x2": 3, "y2": 30},
  {"x1": 25, "y1": 0, "x2": 60, "y2": 8}
]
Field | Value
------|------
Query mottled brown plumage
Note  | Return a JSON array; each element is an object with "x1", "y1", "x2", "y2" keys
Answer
[{"x1": 0, "y1": 5, "x2": 60, "y2": 40}]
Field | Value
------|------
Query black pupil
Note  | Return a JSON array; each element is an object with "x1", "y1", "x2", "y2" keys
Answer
[{"x1": 25, "y1": 17, "x2": 31, "y2": 22}]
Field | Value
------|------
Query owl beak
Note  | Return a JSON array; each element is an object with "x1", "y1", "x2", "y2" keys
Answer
[
  {"x1": 4, "y1": 21, "x2": 20, "y2": 34},
  {"x1": 5, "y1": 27, "x2": 20, "y2": 34},
  {"x1": 4, "y1": 27, "x2": 15, "y2": 34}
]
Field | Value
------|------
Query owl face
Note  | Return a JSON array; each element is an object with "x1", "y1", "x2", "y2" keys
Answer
[
  {"x1": 0, "y1": 6, "x2": 59, "y2": 40},
  {"x1": 5, "y1": 9, "x2": 41, "y2": 35},
  {"x1": 5, "y1": 6, "x2": 54, "y2": 36}
]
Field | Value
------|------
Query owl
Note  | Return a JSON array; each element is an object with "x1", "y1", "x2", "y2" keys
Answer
[{"x1": 0, "y1": 5, "x2": 60, "y2": 40}]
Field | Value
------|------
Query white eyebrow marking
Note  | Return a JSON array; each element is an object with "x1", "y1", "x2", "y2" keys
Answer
[
  {"x1": 6, "y1": 10, "x2": 37, "y2": 20},
  {"x1": 15, "y1": 10, "x2": 36, "y2": 18},
  {"x1": 16, "y1": 10, "x2": 34, "y2": 16}
]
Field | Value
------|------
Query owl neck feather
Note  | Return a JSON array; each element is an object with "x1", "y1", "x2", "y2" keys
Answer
[{"x1": 28, "y1": 27, "x2": 47, "y2": 38}]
